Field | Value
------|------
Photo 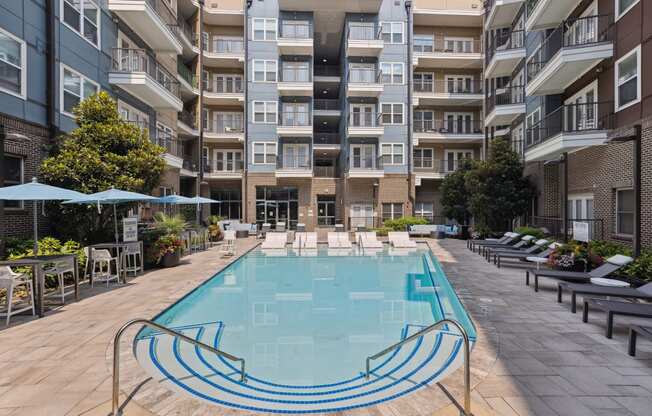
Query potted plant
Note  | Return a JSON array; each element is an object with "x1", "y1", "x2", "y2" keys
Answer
[
  {"x1": 208, "y1": 215, "x2": 224, "y2": 242},
  {"x1": 153, "y1": 213, "x2": 186, "y2": 267}
]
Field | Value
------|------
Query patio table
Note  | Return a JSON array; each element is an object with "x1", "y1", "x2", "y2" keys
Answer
[
  {"x1": 87, "y1": 241, "x2": 143, "y2": 284},
  {"x1": 0, "y1": 254, "x2": 79, "y2": 318}
]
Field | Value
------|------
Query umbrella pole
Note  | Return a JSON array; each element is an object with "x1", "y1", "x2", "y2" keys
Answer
[
  {"x1": 33, "y1": 201, "x2": 39, "y2": 257},
  {"x1": 114, "y1": 204, "x2": 119, "y2": 243}
]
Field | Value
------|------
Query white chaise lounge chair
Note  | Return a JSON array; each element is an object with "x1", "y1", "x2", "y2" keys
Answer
[
  {"x1": 293, "y1": 232, "x2": 318, "y2": 249},
  {"x1": 356, "y1": 232, "x2": 383, "y2": 249},
  {"x1": 388, "y1": 232, "x2": 418, "y2": 248},
  {"x1": 328, "y1": 232, "x2": 352, "y2": 249},
  {"x1": 261, "y1": 232, "x2": 288, "y2": 249}
]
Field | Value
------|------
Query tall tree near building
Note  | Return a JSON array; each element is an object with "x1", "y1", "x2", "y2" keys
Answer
[
  {"x1": 465, "y1": 137, "x2": 534, "y2": 233},
  {"x1": 40, "y1": 92, "x2": 165, "y2": 243},
  {"x1": 440, "y1": 158, "x2": 475, "y2": 225}
]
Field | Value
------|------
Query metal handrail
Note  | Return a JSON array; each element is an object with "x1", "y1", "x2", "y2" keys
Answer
[
  {"x1": 111, "y1": 318, "x2": 246, "y2": 416},
  {"x1": 364, "y1": 318, "x2": 471, "y2": 416}
]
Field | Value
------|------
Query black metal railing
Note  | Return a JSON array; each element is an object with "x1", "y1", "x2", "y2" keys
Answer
[
  {"x1": 204, "y1": 159, "x2": 244, "y2": 174},
  {"x1": 154, "y1": 128, "x2": 183, "y2": 158},
  {"x1": 204, "y1": 78, "x2": 243, "y2": 93},
  {"x1": 526, "y1": 101, "x2": 614, "y2": 148},
  {"x1": 182, "y1": 158, "x2": 197, "y2": 172},
  {"x1": 111, "y1": 48, "x2": 180, "y2": 98},
  {"x1": 279, "y1": 111, "x2": 312, "y2": 127},
  {"x1": 177, "y1": 62, "x2": 197, "y2": 88},
  {"x1": 280, "y1": 21, "x2": 311, "y2": 39},
  {"x1": 413, "y1": 119, "x2": 483, "y2": 134},
  {"x1": 276, "y1": 154, "x2": 312, "y2": 170},
  {"x1": 349, "y1": 155, "x2": 384, "y2": 170},
  {"x1": 414, "y1": 159, "x2": 474, "y2": 174},
  {"x1": 206, "y1": 38, "x2": 245, "y2": 54},
  {"x1": 313, "y1": 133, "x2": 340, "y2": 145},
  {"x1": 348, "y1": 217, "x2": 383, "y2": 230},
  {"x1": 486, "y1": 85, "x2": 525, "y2": 113},
  {"x1": 527, "y1": 14, "x2": 613, "y2": 82},
  {"x1": 177, "y1": 17, "x2": 196, "y2": 46},
  {"x1": 348, "y1": 68, "x2": 382, "y2": 84},
  {"x1": 348, "y1": 111, "x2": 383, "y2": 128},
  {"x1": 529, "y1": 216, "x2": 604, "y2": 241},
  {"x1": 178, "y1": 110, "x2": 196, "y2": 129},
  {"x1": 413, "y1": 79, "x2": 483, "y2": 94},
  {"x1": 486, "y1": 29, "x2": 524, "y2": 63},
  {"x1": 204, "y1": 113, "x2": 244, "y2": 134},
  {"x1": 314, "y1": 99, "x2": 339, "y2": 111},
  {"x1": 413, "y1": 215, "x2": 450, "y2": 225},
  {"x1": 413, "y1": 35, "x2": 482, "y2": 54},
  {"x1": 314, "y1": 166, "x2": 337, "y2": 177},
  {"x1": 145, "y1": 0, "x2": 179, "y2": 38},
  {"x1": 348, "y1": 23, "x2": 382, "y2": 41}
]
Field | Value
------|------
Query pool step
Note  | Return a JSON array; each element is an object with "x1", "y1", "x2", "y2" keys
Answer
[{"x1": 134, "y1": 323, "x2": 468, "y2": 414}]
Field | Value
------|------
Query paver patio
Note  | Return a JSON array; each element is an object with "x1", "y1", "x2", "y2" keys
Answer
[{"x1": 0, "y1": 238, "x2": 651, "y2": 416}]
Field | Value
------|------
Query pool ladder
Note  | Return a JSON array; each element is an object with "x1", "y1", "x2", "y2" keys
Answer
[
  {"x1": 364, "y1": 318, "x2": 472, "y2": 416},
  {"x1": 110, "y1": 319, "x2": 246, "y2": 416}
]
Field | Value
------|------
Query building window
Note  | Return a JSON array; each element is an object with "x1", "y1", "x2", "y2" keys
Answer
[
  {"x1": 0, "y1": 28, "x2": 26, "y2": 99},
  {"x1": 253, "y1": 60, "x2": 277, "y2": 82},
  {"x1": 444, "y1": 37, "x2": 474, "y2": 53},
  {"x1": 616, "y1": 189, "x2": 634, "y2": 236},
  {"x1": 252, "y1": 142, "x2": 277, "y2": 164},
  {"x1": 62, "y1": 0, "x2": 100, "y2": 47},
  {"x1": 414, "y1": 34, "x2": 434, "y2": 53},
  {"x1": 381, "y1": 143, "x2": 404, "y2": 165},
  {"x1": 381, "y1": 22, "x2": 403, "y2": 44},
  {"x1": 118, "y1": 100, "x2": 149, "y2": 130},
  {"x1": 525, "y1": 108, "x2": 541, "y2": 146},
  {"x1": 2, "y1": 155, "x2": 24, "y2": 209},
  {"x1": 253, "y1": 101, "x2": 277, "y2": 123},
  {"x1": 380, "y1": 63, "x2": 404, "y2": 84},
  {"x1": 382, "y1": 203, "x2": 403, "y2": 220},
  {"x1": 211, "y1": 189, "x2": 241, "y2": 220},
  {"x1": 381, "y1": 103, "x2": 404, "y2": 125},
  {"x1": 414, "y1": 202, "x2": 433, "y2": 219},
  {"x1": 616, "y1": 0, "x2": 640, "y2": 20},
  {"x1": 413, "y1": 148, "x2": 433, "y2": 168},
  {"x1": 253, "y1": 18, "x2": 277, "y2": 41},
  {"x1": 61, "y1": 65, "x2": 98, "y2": 117},
  {"x1": 615, "y1": 45, "x2": 641, "y2": 111}
]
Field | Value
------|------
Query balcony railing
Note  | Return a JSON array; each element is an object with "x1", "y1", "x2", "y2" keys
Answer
[
  {"x1": 486, "y1": 85, "x2": 525, "y2": 113},
  {"x1": 349, "y1": 156, "x2": 384, "y2": 170},
  {"x1": 177, "y1": 62, "x2": 197, "y2": 88},
  {"x1": 414, "y1": 159, "x2": 474, "y2": 174},
  {"x1": 413, "y1": 79, "x2": 483, "y2": 94},
  {"x1": 205, "y1": 114, "x2": 244, "y2": 134},
  {"x1": 314, "y1": 99, "x2": 339, "y2": 111},
  {"x1": 204, "y1": 160, "x2": 244, "y2": 174},
  {"x1": 529, "y1": 216, "x2": 604, "y2": 241},
  {"x1": 204, "y1": 79, "x2": 243, "y2": 93},
  {"x1": 111, "y1": 48, "x2": 180, "y2": 98},
  {"x1": 413, "y1": 119, "x2": 483, "y2": 134},
  {"x1": 527, "y1": 14, "x2": 614, "y2": 82},
  {"x1": 177, "y1": 17, "x2": 197, "y2": 46},
  {"x1": 486, "y1": 29, "x2": 524, "y2": 63},
  {"x1": 279, "y1": 111, "x2": 312, "y2": 127},
  {"x1": 526, "y1": 0, "x2": 541, "y2": 17},
  {"x1": 314, "y1": 166, "x2": 337, "y2": 178},
  {"x1": 348, "y1": 111, "x2": 383, "y2": 128},
  {"x1": 313, "y1": 133, "x2": 340, "y2": 145},
  {"x1": 347, "y1": 24, "x2": 382, "y2": 41},
  {"x1": 145, "y1": 0, "x2": 179, "y2": 37},
  {"x1": 182, "y1": 158, "x2": 197, "y2": 171},
  {"x1": 154, "y1": 128, "x2": 183, "y2": 158},
  {"x1": 280, "y1": 67, "x2": 311, "y2": 82},
  {"x1": 277, "y1": 156, "x2": 312, "y2": 170},
  {"x1": 413, "y1": 35, "x2": 482, "y2": 54},
  {"x1": 525, "y1": 101, "x2": 614, "y2": 148},
  {"x1": 178, "y1": 110, "x2": 197, "y2": 129},
  {"x1": 348, "y1": 68, "x2": 382, "y2": 84},
  {"x1": 314, "y1": 65, "x2": 340, "y2": 77},
  {"x1": 205, "y1": 38, "x2": 245, "y2": 54},
  {"x1": 280, "y1": 22, "x2": 311, "y2": 39}
]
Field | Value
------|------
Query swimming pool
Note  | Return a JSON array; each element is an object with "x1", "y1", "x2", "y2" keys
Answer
[{"x1": 135, "y1": 244, "x2": 476, "y2": 413}]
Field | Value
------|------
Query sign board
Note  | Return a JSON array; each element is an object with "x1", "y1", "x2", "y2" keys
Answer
[
  {"x1": 573, "y1": 221, "x2": 590, "y2": 242},
  {"x1": 123, "y1": 217, "x2": 139, "y2": 242}
]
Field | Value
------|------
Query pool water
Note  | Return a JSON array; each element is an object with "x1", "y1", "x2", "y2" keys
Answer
[{"x1": 143, "y1": 245, "x2": 476, "y2": 387}]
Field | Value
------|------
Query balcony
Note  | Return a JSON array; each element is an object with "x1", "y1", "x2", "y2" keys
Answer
[
  {"x1": 277, "y1": 68, "x2": 312, "y2": 97},
  {"x1": 525, "y1": 0, "x2": 581, "y2": 31},
  {"x1": 413, "y1": 120, "x2": 483, "y2": 145},
  {"x1": 108, "y1": 0, "x2": 182, "y2": 54},
  {"x1": 109, "y1": 48, "x2": 183, "y2": 111},
  {"x1": 346, "y1": 69, "x2": 384, "y2": 97},
  {"x1": 313, "y1": 99, "x2": 341, "y2": 116},
  {"x1": 181, "y1": 159, "x2": 198, "y2": 176},
  {"x1": 314, "y1": 65, "x2": 341, "y2": 83},
  {"x1": 177, "y1": 62, "x2": 198, "y2": 99},
  {"x1": 413, "y1": 0, "x2": 484, "y2": 27},
  {"x1": 414, "y1": 159, "x2": 473, "y2": 184},
  {"x1": 177, "y1": 110, "x2": 198, "y2": 136},
  {"x1": 314, "y1": 165, "x2": 338, "y2": 178},
  {"x1": 347, "y1": 156, "x2": 384, "y2": 178},
  {"x1": 204, "y1": 79, "x2": 244, "y2": 105},
  {"x1": 177, "y1": 18, "x2": 198, "y2": 59},
  {"x1": 347, "y1": 112, "x2": 384, "y2": 137},
  {"x1": 154, "y1": 128, "x2": 184, "y2": 168},
  {"x1": 413, "y1": 79, "x2": 483, "y2": 106},
  {"x1": 524, "y1": 102, "x2": 614, "y2": 162},
  {"x1": 276, "y1": 155, "x2": 313, "y2": 178},
  {"x1": 204, "y1": 114, "x2": 244, "y2": 142},
  {"x1": 202, "y1": 38, "x2": 245, "y2": 68},
  {"x1": 198, "y1": 0, "x2": 244, "y2": 26},
  {"x1": 526, "y1": 15, "x2": 614, "y2": 96},
  {"x1": 484, "y1": 0, "x2": 525, "y2": 29},
  {"x1": 485, "y1": 29, "x2": 525, "y2": 78},
  {"x1": 204, "y1": 160, "x2": 244, "y2": 179},
  {"x1": 413, "y1": 35, "x2": 482, "y2": 69},
  {"x1": 313, "y1": 133, "x2": 341, "y2": 152},
  {"x1": 346, "y1": 24, "x2": 383, "y2": 56},
  {"x1": 277, "y1": 111, "x2": 313, "y2": 137},
  {"x1": 278, "y1": 22, "x2": 313, "y2": 55},
  {"x1": 485, "y1": 85, "x2": 525, "y2": 127}
]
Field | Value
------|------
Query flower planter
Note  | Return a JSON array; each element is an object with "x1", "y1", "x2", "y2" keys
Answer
[{"x1": 160, "y1": 250, "x2": 181, "y2": 268}]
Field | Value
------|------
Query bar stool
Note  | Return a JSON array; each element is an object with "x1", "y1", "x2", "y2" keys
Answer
[
  {"x1": 90, "y1": 249, "x2": 120, "y2": 287},
  {"x1": 43, "y1": 258, "x2": 75, "y2": 304},
  {"x1": 124, "y1": 242, "x2": 142, "y2": 276},
  {"x1": 0, "y1": 267, "x2": 35, "y2": 326}
]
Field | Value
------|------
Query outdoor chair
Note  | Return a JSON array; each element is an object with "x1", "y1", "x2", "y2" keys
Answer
[
  {"x1": 220, "y1": 230, "x2": 236, "y2": 256},
  {"x1": 494, "y1": 242, "x2": 561, "y2": 268},
  {"x1": 583, "y1": 298, "x2": 652, "y2": 339},
  {"x1": 355, "y1": 232, "x2": 383, "y2": 249},
  {"x1": 483, "y1": 235, "x2": 536, "y2": 260},
  {"x1": 388, "y1": 232, "x2": 417, "y2": 248},
  {"x1": 628, "y1": 325, "x2": 652, "y2": 356},
  {"x1": 259, "y1": 223, "x2": 271, "y2": 239},
  {"x1": 190, "y1": 231, "x2": 201, "y2": 253},
  {"x1": 276, "y1": 222, "x2": 286, "y2": 232},
  {"x1": 479, "y1": 234, "x2": 532, "y2": 256},
  {"x1": 89, "y1": 248, "x2": 120, "y2": 287},
  {"x1": 468, "y1": 232, "x2": 520, "y2": 253},
  {"x1": 43, "y1": 257, "x2": 75, "y2": 304},
  {"x1": 261, "y1": 232, "x2": 288, "y2": 249},
  {"x1": 557, "y1": 281, "x2": 652, "y2": 313},
  {"x1": 525, "y1": 254, "x2": 634, "y2": 292},
  {"x1": 293, "y1": 232, "x2": 317, "y2": 249},
  {"x1": 296, "y1": 223, "x2": 306, "y2": 232},
  {"x1": 328, "y1": 232, "x2": 352, "y2": 249},
  {"x1": 467, "y1": 231, "x2": 512, "y2": 250},
  {"x1": 0, "y1": 266, "x2": 35, "y2": 326},
  {"x1": 123, "y1": 242, "x2": 143, "y2": 277}
]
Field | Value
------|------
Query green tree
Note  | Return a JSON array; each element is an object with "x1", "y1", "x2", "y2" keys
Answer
[
  {"x1": 440, "y1": 158, "x2": 475, "y2": 225},
  {"x1": 40, "y1": 91, "x2": 165, "y2": 243},
  {"x1": 465, "y1": 138, "x2": 534, "y2": 232}
]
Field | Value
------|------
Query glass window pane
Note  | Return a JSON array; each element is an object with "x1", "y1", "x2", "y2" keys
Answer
[
  {"x1": 64, "y1": 0, "x2": 81, "y2": 31},
  {"x1": 83, "y1": 79, "x2": 97, "y2": 98},
  {"x1": 64, "y1": 69, "x2": 81, "y2": 95},
  {"x1": 619, "y1": 0, "x2": 636, "y2": 15},
  {"x1": 0, "y1": 32, "x2": 22, "y2": 67},
  {"x1": 618, "y1": 53, "x2": 637, "y2": 83}
]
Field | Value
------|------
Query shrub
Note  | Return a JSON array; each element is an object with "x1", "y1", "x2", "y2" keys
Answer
[
  {"x1": 514, "y1": 226, "x2": 546, "y2": 240},
  {"x1": 372, "y1": 227, "x2": 393, "y2": 237},
  {"x1": 6, "y1": 237, "x2": 86, "y2": 284},
  {"x1": 624, "y1": 250, "x2": 652, "y2": 281},
  {"x1": 383, "y1": 216, "x2": 429, "y2": 231},
  {"x1": 588, "y1": 240, "x2": 632, "y2": 259},
  {"x1": 154, "y1": 213, "x2": 187, "y2": 236}
]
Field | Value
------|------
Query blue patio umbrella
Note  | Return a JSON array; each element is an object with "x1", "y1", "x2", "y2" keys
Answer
[
  {"x1": 64, "y1": 188, "x2": 157, "y2": 243},
  {"x1": 185, "y1": 196, "x2": 221, "y2": 204},
  {"x1": 151, "y1": 194, "x2": 194, "y2": 205},
  {"x1": 0, "y1": 178, "x2": 87, "y2": 255}
]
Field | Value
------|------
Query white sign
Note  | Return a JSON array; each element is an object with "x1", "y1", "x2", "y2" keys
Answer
[
  {"x1": 123, "y1": 217, "x2": 139, "y2": 242},
  {"x1": 573, "y1": 221, "x2": 590, "y2": 242}
]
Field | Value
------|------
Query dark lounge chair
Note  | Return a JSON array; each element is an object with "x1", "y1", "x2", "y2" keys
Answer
[
  {"x1": 467, "y1": 232, "x2": 517, "y2": 252},
  {"x1": 484, "y1": 236, "x2": 540, "y2": 261},
  {"x1": 494, "y1": 241, "x2": 561, "y2": 268},
  {"x1": 525, "y1": 255, "x2": 634, "y2": 292},
  {"x1": 628, "y1": 325, "x2": 652, "y2": 356},
  {"x1": 558, "y1": 281, "x2": 652, "y2": 313},
  {"x1": 477, "y1": 234, "x2": 526, "y2": 256},
  {"x1": 583, "y1": 298, "x2": 652, "y2": 338}
]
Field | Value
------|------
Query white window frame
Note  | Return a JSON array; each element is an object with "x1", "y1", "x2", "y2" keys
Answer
[
  {"x1": 213, "y1": 149, "x2": 243, "y2": 172},
  {"x1": 381, "y1": 143, "x2": 404, "y2": 165},
  {"x1": 2, "y1": 155, "x2": 24, "y2": 210},
  {"x1": 252, "y1": 101, "x2": 278, "y2": 124},
  {"x1": 382, "y1": 203, "x2": 404, "y2": 220},
  {"x1": 252, "y1": 59, "x2": 277, "y2": 83},
  {"x1": 381, "y1": 103, "x2": 405, "y2": 125},
  {"x1": 615, "y1": 0, "x2": 640, "y2": 21},
  {"x1": 615, "y1": 45, "x2": 641, "y2": 112},
  {"x1": 526, "y1": 107, "x2": 541, "y2": 145},
  {"x1": 0, "y1": 27, "x2": 26, "y2": 99},
  {"x1": 252, "y1": 142, "x2": 277, "y2": 165},
  {"x1": 60, "y1": 63, "x2": 99, "y2": 118},
  {"x1": 350, "y1": 144, "x2": 376, "y2": 169},
  {"x1": 213, "y1": 73, "x2": 244, "y2": 92},
  {"x1": 443, "y1": 36, "x2": 474, "y2": 53},
  {"x1": 380, "y1": 22, "x2": 404, "y2": 44},
  {"x1": 413, "y1": 148, "x2": 434, "y2": 169},
  {"x1": 61, "y1": 0, "x2": 101, "y2": 49},
  {"x1": 568, "y1": 194, "x2": 594, "y2": 219},
  {"x1": 615, "y1": 188, "x2": 634, "y2": 236},
  {"x1": 252, "y1": 18, "x2": 277, "y2": 41},
  {"x1": 444, "y1": 149, "x2": 473, "y2": 172},
  {"x1": 444, "y1": 112, "x2": 475, "y2": 134},
  {"x1": 380, "y1": 62, "x2": 404, "y2": 85},
  {"x1": 444, "y1": 75, "x2": 476, "y2": 93}
]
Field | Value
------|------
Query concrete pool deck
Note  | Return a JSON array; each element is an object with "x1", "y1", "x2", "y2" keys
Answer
[{"x1": 0, "y1": 238, "x2": 650, "y2": 415}]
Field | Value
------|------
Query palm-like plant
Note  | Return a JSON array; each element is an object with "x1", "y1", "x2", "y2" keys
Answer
[{"x1": 154, "y1": 212, "x2": 187, "y2": 237}]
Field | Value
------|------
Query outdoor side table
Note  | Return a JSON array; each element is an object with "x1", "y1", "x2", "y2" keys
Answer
[
  {"x1": 87, "y1": 242, "x2": 143, "y2": 284},
  {"x1": 236, "y1": 230, "x2": 249, "y2": 238}
]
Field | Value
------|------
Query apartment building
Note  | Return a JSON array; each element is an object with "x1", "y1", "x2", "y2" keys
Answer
[{"x1": 484, "y1": 0, "x2": 651, "y2": 248}]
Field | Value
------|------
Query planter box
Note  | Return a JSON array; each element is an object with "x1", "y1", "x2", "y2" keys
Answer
[{"x1": 160, "y1": 250, "x2": 181, "y2": 268}]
